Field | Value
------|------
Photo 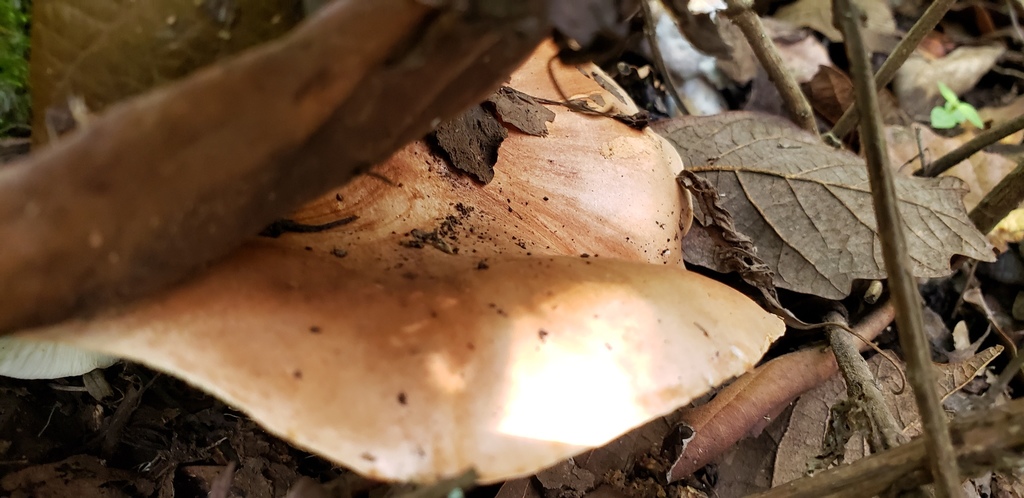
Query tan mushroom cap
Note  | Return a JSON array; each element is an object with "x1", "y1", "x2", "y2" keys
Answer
[{"x1": 20, "y1": 41, "x2": 784, "y2": 483}]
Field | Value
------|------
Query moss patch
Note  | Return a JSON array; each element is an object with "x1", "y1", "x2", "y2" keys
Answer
[{"x1": 0, "y1": 0, "x2": 30, "y2": 136}]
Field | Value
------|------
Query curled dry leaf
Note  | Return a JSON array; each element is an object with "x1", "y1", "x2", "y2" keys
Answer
[
  {"x1": 668, "y1": 302, "x2": 897, "y2": 482},
  {"x1": 805, "y1": 65, "x2": 906, "y2": 127},
  {"x1": 14, "y1": 42, "x2": 785, "y2": 483},
  {"x1": 669, "y1": 347, "x2": 839, "y2": 482},
  {"x1": 653, "y1": 112, "x2": 995, "y2": 300}
]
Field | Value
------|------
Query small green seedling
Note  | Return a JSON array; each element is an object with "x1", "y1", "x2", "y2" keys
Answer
[{"x1": 930, "y1": 82, "x2": 984, "y2": 130}]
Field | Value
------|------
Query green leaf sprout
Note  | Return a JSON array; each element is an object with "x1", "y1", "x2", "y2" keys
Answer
[{"x1": 930, "y1": 82, "x2": 985, "y2": 130}]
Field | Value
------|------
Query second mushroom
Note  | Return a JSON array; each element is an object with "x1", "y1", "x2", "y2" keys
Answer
[{"x1": 9, "y1": 41, "x2": 785, "y2": 483}]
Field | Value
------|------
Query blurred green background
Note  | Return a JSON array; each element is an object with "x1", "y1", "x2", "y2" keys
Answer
[{"x1": 0, "y1": 0, "x2": 30, "y2": 137}]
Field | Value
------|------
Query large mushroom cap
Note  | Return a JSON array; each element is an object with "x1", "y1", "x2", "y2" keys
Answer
[{"x1": 16, "y1": 41, "x2": 784, "y2": 483}]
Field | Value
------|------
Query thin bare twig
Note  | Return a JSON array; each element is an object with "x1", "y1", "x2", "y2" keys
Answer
[
  {"x1": 918, "y1": 113, "x2": 1024, "y2": 177},
  {"x1": 829, "y1": 0, "x2": 958, "y2": 139},
  {"x1": 723, "y1": 0, "x2": 817, "y2": 133},
  {"x1": 751, "y1": 398, "x2": 1024, "y2": 498},
  {"x1": 834, "y1": 2, "x2": 963, "y2": 497},
  {"x1": 1008, "y1": 0, "x2": 1024, "y2": 45},
  {"x1": 825, "y1": 310, "x2": 906, "y2": 450},
  {"x1": 980, "y1": 347, "x2": 1024, "y2": 407},
  {"x1": 969, "y1": 157, "x2": 1024, "y2": 234},
  {"x1": 640, "y1": 0, "x2": 686, "y2": 116}
]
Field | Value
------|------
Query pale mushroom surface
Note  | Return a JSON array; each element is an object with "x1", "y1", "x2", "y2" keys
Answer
[
  {"x1": 19, "y1": 41, "x2": 784, "y2": 483},
  {"x1": 0, "y1": 338, "x2": 116, "y2": 379}
]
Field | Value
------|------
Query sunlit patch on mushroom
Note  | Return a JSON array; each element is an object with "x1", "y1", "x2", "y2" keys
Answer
[{"x1": 10, "y1": 40, "x2": 784, "y2": 483}]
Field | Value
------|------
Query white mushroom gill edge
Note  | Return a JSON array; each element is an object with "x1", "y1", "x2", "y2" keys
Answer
[{"x1": 0, "y1": 337, "x2": 117, "y2": 379}]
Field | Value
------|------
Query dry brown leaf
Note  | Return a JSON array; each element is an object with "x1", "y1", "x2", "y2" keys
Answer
[
  {"x1": 14, "y1": 42, "x2": 785, "y2": 483},
  {"x1": 884, "y1": 122, "x2": 1019, "y2": 249},
  {"x1": 886, "y1": 123, "x2": 1022, "y2": 237},
  {"x1": 654, "y1": 112, "x2": 995, "y2": 300},
  {"x1": 717, "y1": 18, "x2": 828, "y2": 86},
  {"x1": 979, "y1": 95, "x2": 1024, "y2": 144},
  {"x1": 772, "y1": 346, "x2": 1002, "y2": 486},
  {"x1": 805, "y1": 65, "x2": 906, "y2": 126},
  {"x1": 771, "y1": 363, "x2": 851, "y2": 486},
  {"x1": 773, "y1": 0, "x2": 896, "y2": 51},
  {"x1": 667, "y1": 346, "x2": 843, "y2": 482},
  {"x1": 488, "y1": 87, "x2": 556, "y2": 137},
  {"x1": 761, "y1": 18, "x2": 832, "y2": 84},
  {"x1": 917, "y1": 31, "x2": 957, "y2": 59},
  {"x1": 30, "y1": 0, "x2": 302, "y2": 144},
  {"x1": 894, "y1": 45, "x2": 1006, "y2": 119},
  {"x1": 715, "y1": 18, "x2": 758, "y2": 85},
  {"x1": 934, "y1": 346, "x2": 1003, "y2": 402},
  {"x1": 805, "y1": 66, "x2": 856, "y2": 125},
  {"x1": 736, "y1": 26, "x2": 844, "y2": 122},
  {"x1": 712, "y1": 410, "x2": 789, "y2": 496}
]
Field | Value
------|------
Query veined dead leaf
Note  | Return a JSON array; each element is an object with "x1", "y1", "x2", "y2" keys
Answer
[
  {"x1": 10, "y1": 41, "x2": 785, "y2": 483},
  {"x1": 654, "y1": 112, "x2": 995, "y2": 300},
  {"x1": 773, "y1": 346, "x2": 1002, "y2": 486},
  {"x1": 887, "y1": 123, "x2": 1024, "y2": 247},
  {"x1": 31, "y1": 0, "x2": 302, "y2": 143},
  {"x1": 887, "y1": 123, "x2": 1018, "y2": 211}
]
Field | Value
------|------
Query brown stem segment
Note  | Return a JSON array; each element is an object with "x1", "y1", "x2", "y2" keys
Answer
[
  {"x1": 969, "y1": 158, "x2": 1024, "y2": 234},
  {"x1": 825, "y1": 310, "x2": 905, "y2": 450},
  {"x1": 834, "y1": 1, "x2": 963, "y2": 496},
  {"x1": 724, "y1": 0, "x2": 817, "y2": 133},
  {"x1": 829, "y1": 0, "x2": 957, "y2": 139},
  {"x1": 640, "y1": 0, "x2": 685, "y2": 116},
  {"x1": 0, "y1": 0, "x2": 547, "y2": 334},
  {"x1": 918, "y1": 113, "x2": 1024, "y2": 178}
]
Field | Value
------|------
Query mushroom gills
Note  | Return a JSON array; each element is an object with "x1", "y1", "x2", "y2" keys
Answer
[{"x1": 0, "y1": 338, "x2": 117, "y2": 379}]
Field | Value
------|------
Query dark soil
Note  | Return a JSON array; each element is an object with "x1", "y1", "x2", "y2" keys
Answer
[{"x1": 0, "y1": 364, "x2": 341, "y2": 497}]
